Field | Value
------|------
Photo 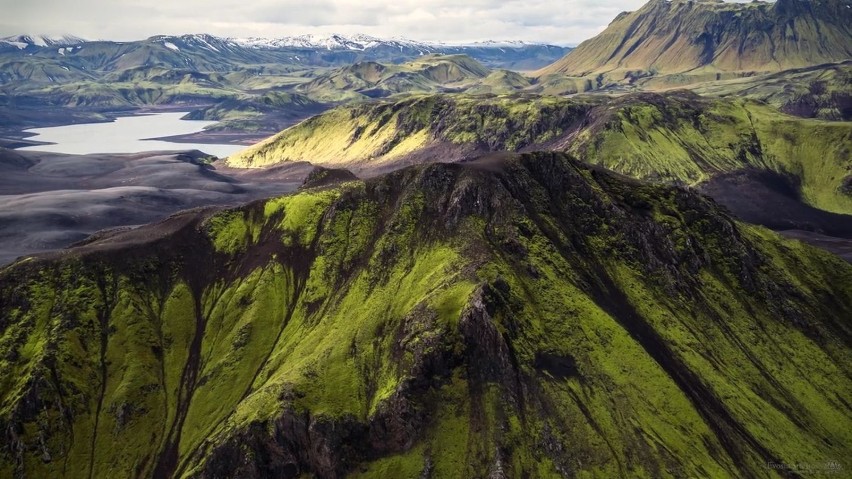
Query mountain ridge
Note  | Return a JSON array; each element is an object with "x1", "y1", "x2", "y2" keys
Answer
[
  {"x1": 226, "y1": 91, "x2": 852, "y2": 214},
  {"x1": 0, "y1": 33, "x2": 570, "y2": 70},
  {"x1": 0, "y1": 34, "x2": 87, "y2": 49},
  {"x1": 1, "y1": 152, "x2": 850, "y2": 478}
]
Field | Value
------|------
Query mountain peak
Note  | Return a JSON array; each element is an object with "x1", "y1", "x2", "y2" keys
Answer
[
  {"x1": 538, "y1": 0, "x2": 852, "y2": 77},
  {"x1": 0, "y1": 34, "x2": 87, "y2": 49}
]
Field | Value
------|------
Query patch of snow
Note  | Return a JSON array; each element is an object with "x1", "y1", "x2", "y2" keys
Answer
[
  {"x1": 1, "y1": 34, "x2": 87, "y2": 48},
  {"x1": 58, "y1": 47, "x2": 66, "y2": 55},
  {"x1": 197, "y1": 37, "x2": 220, "y2": 52},
  {"x1": 229, "y1": 34, "x2": 560, "y2": 52},
  {"x1": 164, "y1": 41, "x2": 180, "y2": 52},
  {"x1": 231, "y1": 33, "x2": 433, "y2": 51},
  {"x1": 461, "y1": 40, "x2": 541, "y2": 48}
]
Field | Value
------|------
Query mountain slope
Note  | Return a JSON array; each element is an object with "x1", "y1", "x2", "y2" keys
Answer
[
  {"x1": 538, "y1": 0, "x2": 852, "y2": 80},
  {"x1": 689, "y1": 61, "x2": 852, "y2": 121},
  {"x1": 1, "y1": 152, "x2": 850, "y2": 478},
  {"x1": 227, "y1": 92, "x2": 852, "y2": 214},
  {"x1": 297, "y1": 55, "x2": 492, "y2": 101}
]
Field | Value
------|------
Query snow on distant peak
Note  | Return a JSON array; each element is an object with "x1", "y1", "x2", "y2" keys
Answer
[
  {"x1": 231, "y1": 33, "x2": 435, "y2": 51},
  {"x1": 1, "y1": 34, "x2": 87, "y2": 48},
  {"x1": 228, "y1": 34, "x2": 562, "y2": 51},
  {"x1": 163, "y1": 41, "x2": 180, "y2": 52},
  {"x1": 462, "y1": 40, "x2": 540, "y2": 48}
]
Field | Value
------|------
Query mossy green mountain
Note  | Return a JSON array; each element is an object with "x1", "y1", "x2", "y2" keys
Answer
[
  {"x1": 228, "y1": 91, "x2": 852, "y2": 214},
  {"x1": 537, "y1": 0, "x2": 852, "y2": 89},
  {"x1": 1, "y1": 152, "x2": 850, "y2": 478}
]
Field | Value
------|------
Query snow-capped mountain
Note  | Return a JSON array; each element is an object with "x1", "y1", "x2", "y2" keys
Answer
[
  {"x1": 146, "y1": 34, "x2": 238, "y2": 53},
  {"x1": 228, "y1": 34, "x2": 555, "y2": 52},
  {"x1": 1, "y1": 34, "x2": 87, "y2": 49},
  {"x1": 461, "y1": 40, "x2": 555, "y2": 48},
  {"x1": 223, "y1": 34, "x2": 569, "y2": 68},
  {"x1": 0, "y1": 32, "x2": 571, "y2": 70},
  {"x1": 231, "y1": 34, "x2": 436, "y2": 51}
]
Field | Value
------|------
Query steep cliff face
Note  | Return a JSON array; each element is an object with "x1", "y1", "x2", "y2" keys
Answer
[
  {"x1": 538, "y1": 0, "x2": 852, "y2": 78},
  {"x1": 1, "y1": 152, "x2": 850, "y2": 478}
]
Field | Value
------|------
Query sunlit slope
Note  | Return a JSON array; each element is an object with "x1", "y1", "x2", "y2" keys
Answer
[
  {"x1": 229, "y1": 92, "x2": 852, "y2": 214},
  {"x1": 2, "y1": 153, "x2": 850, "y2": 478}
]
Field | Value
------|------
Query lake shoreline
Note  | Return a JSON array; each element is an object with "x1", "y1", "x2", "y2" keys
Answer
[
  {"x1": 144, "y1": 130, "x2": 270, "y2": 147},
  {"x1": 17, "y1": 111, "x2": 245, "y2": 158}
]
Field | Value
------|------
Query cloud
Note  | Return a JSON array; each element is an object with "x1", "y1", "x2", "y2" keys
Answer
[{"x1": 0, "y1": 0, "x2": 651, "y2": 44}]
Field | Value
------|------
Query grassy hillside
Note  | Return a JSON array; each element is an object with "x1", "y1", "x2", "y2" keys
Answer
[
  {"x1": 227, "y1": 94, "x2": 597, "y2": 171},
  {"x1": 1, "y1": 153, "x2": 850, "y2": 478},
  {"x1": 229, "y1": 92, "x2": 852, "y2": 214},
  {"x1": 537, "y1": 0, "x2": 852, "y2": 88},
  {"x1": 573, "y1": 92, "x2": 852, "y2": 214},
  {"x1": 689, "y1": 61, "x2": 852, "y2": 121}
]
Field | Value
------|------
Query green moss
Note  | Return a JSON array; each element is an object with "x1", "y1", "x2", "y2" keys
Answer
[
  {"x1": 1, "y1": 155, "x2": 850, "y2": 478},
  {"x1": 348, "y1": 445, "x2": 427, "y2": 478},
  {"x1": 206, "y1": 211, "x2": 251, "y2": 254}
]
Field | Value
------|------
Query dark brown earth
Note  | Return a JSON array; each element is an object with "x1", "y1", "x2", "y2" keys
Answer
[
  {"x1": 0, "y1": 148, "x2": 316, "y2": 266},
  {"x1": 698, "y1": 169, "x2": 852, "y2": 261}
]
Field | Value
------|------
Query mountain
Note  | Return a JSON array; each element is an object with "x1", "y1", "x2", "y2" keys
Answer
[
  {"x1": 231, "y1": 34, "x2": 550, "y2": 53},
  {"x1": 231, "y1": 34, "x2": 570, "y2": 70},
  {"x1": 0, "y1": 33, "x2": 570, "y2": 72},
  {"x1": 231, "y1": 34, "x2": 436, "y2": 52},
  {"x1": 227, "y1": 91, "x2": 852, "y2": 214},
  {"x1": 538, "y1": 0, "x2": 852, "y2": 83},
  {"x1": 297, "y1": 55, "x2": 492, "y2": 101},
  {"x1": 0, "y1": 33, "x2": 566, "y2": 136},
  {"x1": 0, "y1": 34, "x2": 87, "y2": 50},
  {"x1": 1, "y1": 152, "x2": 850, "y2": 478}
]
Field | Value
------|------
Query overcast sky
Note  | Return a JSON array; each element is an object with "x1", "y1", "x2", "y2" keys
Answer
[{"x1": 0, "y1": 0, "x2": 657, "y2": 45}]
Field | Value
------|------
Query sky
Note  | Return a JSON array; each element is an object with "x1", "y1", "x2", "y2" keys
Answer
[{"x1": 0, "y1": 0, "x2": 655, "y2": 45}]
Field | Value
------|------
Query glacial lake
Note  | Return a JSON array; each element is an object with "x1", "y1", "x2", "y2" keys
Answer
[{"x1": 19, "y1": 112, "x2": 245, "y2": 158}]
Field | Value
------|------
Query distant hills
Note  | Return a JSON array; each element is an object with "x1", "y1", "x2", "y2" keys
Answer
[
  {"x1": 0, "y1": 32, "x2": 568, "y2": 139},
  {"x1": 0, "y1": 33, "x2": 570, "y2": 71},
  {"x1": 296, "y1": 55, "x2": 494, "y2": 101},
  {"x1": 539, "y1": 0, "x2": 852, "y2": 85}
]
